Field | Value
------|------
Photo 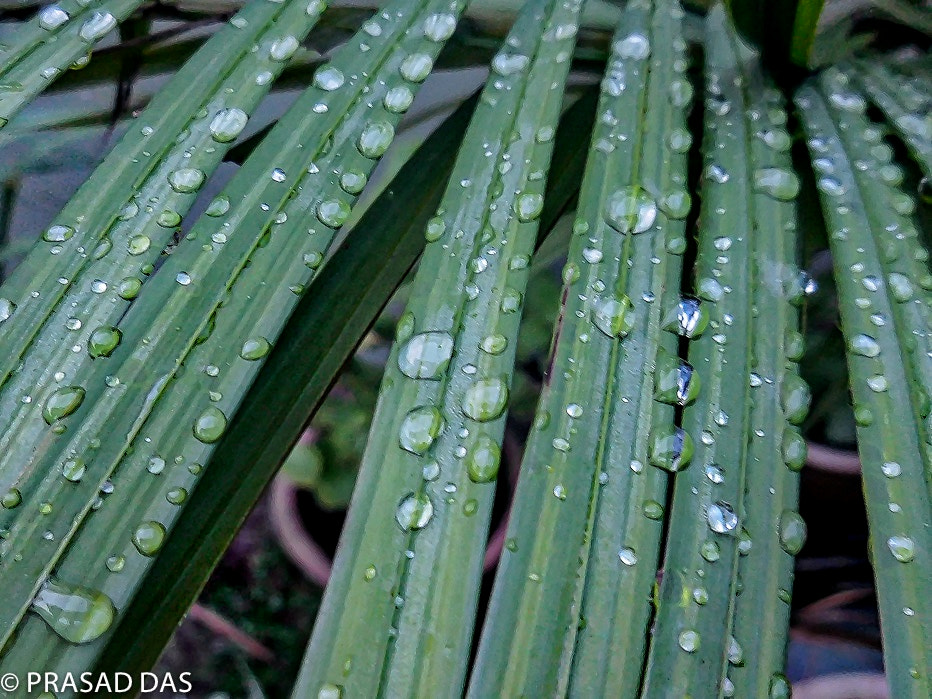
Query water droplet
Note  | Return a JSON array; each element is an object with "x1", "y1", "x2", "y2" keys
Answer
[
  {"x1": 566, "y1": 403, "x2": 583, "y2": 418},
  {"x1": 781, "y1": 375, "x2": 810, "y2": 424},
  {"x1": 269, "y1": 35, "x2": 300, "y2": 61},
  {"x1": 79, "y1": 11, "x2": 116, "y2": 41},
  {"x1": 887, "y1": 535, "x2": 915, "y2": 562},
  {"x1": 649, "y1": 426, "x2": 693, "y2": 472},
  {"x1": 398, "y1": 331, "x2": 454, "y2": 379},
  {"x1": 316, "y1": 198, "x2": 351, "y2": 228},
  {"x1": 31, "y1": 577, "x2": 115, "y2": 644},
  {"x1": 759, "y1": 128, "x2": 791, "y2": 151},
  {"x1": 106, "y1": 555, "x2": 125, "y2": 572},
  {"x1": 706, "y1": 163, "x2": 730, "y2": 184},
  {"x1": 0, "y1": 488, "x2": 20, "y2": 508},
  {"x1": 782, "y1": 429, "x2": 806, "y2": 471},
  {"x1": 133, "y1": 521, "x2": 166, "y2": 556},
  {"x1": 209, "y1": 107, "x2": 248, "y2": 142},
  {"x1": 678, "y1": 629, "x2": 700, "y2": 653},
  {"x1": 467, "y1": 436, "x2": 500, "y2": 483},
  {"x1": 654, "y1": 352, "x2": 700, "y2": 406},
  {"x1": 339, "y1": 170, "x2": 367, "y2": 195},
  {"x1": 881, "y1": 461, "x2": 902, "y2": 478},
  {"x1": 167, "y1": 487, "x2": 188, "y2": 505},
  {"x1": 480, "y1": 334, "x2": 507, "y2": 355},
  {"x1": 754, "y1": 167, "x2": 800, "y2": 200},
  {"x1": 593, "y1": 295, "x2": 636, "y2": 338},
  {"x1": 87, "y1": 326, "x2": 121, "y2": 358},
  {"x1": 668, "y1": 127, "x2": 692, "y2": 153},
  {"x1": 643, "y1": 500, "x2": 664, "y2": 519},
  {"x1": 463, "y1": 378, "x2": 509, "y2": 422},
  {"x1": 58, "y1": 456, "x2": 85, "y2": 482},
  {"x1": 515, "y1": 192, "x2": 544, "y2": 222},
  {"x1": 44, "y1": 224, "x2": 74, "y2": 242},
  {"x1": 384, "y1": 85, "x2": 414, "y2": 113},
  {"x1": 659, "y1": 189, "x2": 691, "y2": 219},
  {"x1": 662, "y1": 297, "x2": 709, "y2": 338},
  {"x1": 0, "y1": 298, "x2": 16, "y2": 323},
  {"x1": 887, "y1": 273, "x2": 914, "y2": 302},
  {"x1": 43, "y1": 386, "x2": 85, "y2": 424},
  {"x1": 193, "y1": 406, "x2": 227, "y2": 444},
  {"x1": 395, "y1": 492, "x2": 434, "y2": 530},
  {"x1": 769, "y1": 673, "x2": 791, "y2": 699},
  {"x1": 779, "y1": 510, "x2": 807, "y2": 554},
  {"x1": 39, "y1": 5, "x2": 70, "y2": 30},
  {"x1": 168, "y1": 167, "x2": 205, "y2": 193},
  {"x1": 399, "y1": 406, "x2": 443, "y2": 454},
  {"x1": 491, "y1": 53, "x2": 529, "y2": 75},
  {"x1": 849, "y1": 333, "x2": 880, "y2": 357},
  {"x1": 618, "y1": 547, "x2": 638, "y2": 565},
  {"x1": 318, "y1": 683, "x2": 344, "y2": 699},
  {"x1": 604, "y1": 187, "x2": 657, "y2": 234},
  {"x1": 240, "y1": 337, "x2": 271, "y2": 360},
  {"x1": 400, "y1": 53, "x2": 433, "y2": 82},
  {"x1": 314, "y1": 66, "x2": 345, "y2": 91},
  {"x1": 700, "y1": 540, "x2": 720, "y2": 561},
  {"x1": 867, "y1": 375, "x2": 888, "y2": 393},
  {"x1": 423, "y1": 13, "x2": 456, "y2": 41},
  {"x1": 357, "y1": 121, "x2": 394, "y2": 158},
  {"x1": 118, "y1": 277, "x2": 142, "y2": 300},
  {"x1": 157, "y1": 210, "x2": 182, "y2": 228},
  {"x1": 616, "y1": 33, "x2": 650, "y2": 59},
  {"x1": 707, "y1": 501, "x2": 738, "y2": 534}
]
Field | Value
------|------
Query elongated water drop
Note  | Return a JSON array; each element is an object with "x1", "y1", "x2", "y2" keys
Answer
[
  {"x1": 423, "y1": 13, "x2": 457, "y2": 41},
  {"x1": 466, "y1": 436, "x2": 500, "y2": 483},
  {"x1": 270, "y1": 36, "x2": 299, "y2": 61},
  {"x1": 753, "y1": 167, "x2": 800, "y2": 200},
  {"x1": 43, "y1": 386, "x2": 85, "y2": 423},
  {"x1": 662, "y1": 297, "x2": 709, "y2": 338},
  {"x1": 32, "y1": 578, "x2": 115, "y2": 644},
  {"x1": 782, "y1": 429, "x2": 806, "y2": 471},
  {"x1": 887, "y1": 535, "x2": 915, "y2": 562},
  {"x1": 39, "y1": 5, "x2": 70, "y2": 30},
  {"x1": 398, "y1": 331, "x2": 454, "y2": 379},
  {"x1": 781, "y1": 375, "x2": 811, "y2": 424},
  {"x1": 0, "y1": 298, "x2": 16, "y2": 323},
  {"x1": 778, "y1": 510, "x2": 807, "y2": 554},
  {"x1": 849, "y1": 333, "x2": 880, "y2": 357},
  {"x1": 240, "y1": 337, "x2": 271, "y2": 360},
  {"x1": 79, "y1": 11, "x2": 116, "y2": 41},
  {"x1": 649, "y1": 426, "x2": 693, "y2": 472},
  {"x1": 708, "y1": 501, "x2": 738, "y2": 534}
]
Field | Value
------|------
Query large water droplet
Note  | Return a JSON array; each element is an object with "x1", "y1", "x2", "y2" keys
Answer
[
  {"x1": 168, "y1": 167, "x2": 205, "y2": 193},
  {"x1": 754, "y1": 168, "x2": 800, "y2": 200},
  {"x1": 133, "y1": 521, "x2": 166, "y2": 556},
  {"x1": 399, "y1": 406, "x2": 443, "y2": 454},
  {"x1": 0, "y1": 297, "x2": 16, "y2": 323},
  {"x1": 654, "y1": 352, "x2": 700, "y2": 406},
  {"x1": 708, "y1": 501, "x2": 739, "y2": 534},
  {"x1": 515, "y1": 192, "x2": 544, "y2": 222},
  {"x1": 678, "y1": 629, "x2": 700, "y2": 653},
  {"x1": 39, "y1": 5, "x2": 70, "y2": 30},
  {"x1": 384, "y1": 85, "x2": 414, "y2": 113},
  {"x1": 849, "y1": 333, "x2": 880, "y2": 357},
  {"x1": 491, "y1": 53, "x2": 529, "y2": 75},
  {"x1": 87, "y1": 326, "x2": 121, "y2": 358},
  {"x1": 604, "y1": 187, "x2": 657, "y2": 234},
  {"x1": 462, "y1": 378, "x2": 509, "y2": 422},
  {"x1": 593, "y1": 295, "x2": 635, "y2": 338},
  {"x1": 316, "y1": 198, "x2": 351, "y2": 228},
  {"x1": 649, "y1": 426, "x2": 693, "y2": 472},
  {"x1": 399, "y1": 53, "x2": 433, "y2": 82},
  {"x1": 79, "y1": 11, "x2": 116, "y2": 41},
  {"x1": 240, "y1": 337, "x2": 271, "y2": 360},
  {"x1": 467, "y1": 436, "x2": 500, "y2": 483},
  {"x1": 396, "y1": 492, "x2": 434, "y2": 530},
  {"x1": 887, "y1": 535, "x2": 915, "y2": 562},
  {"x1": 31, "y1": 577, "x2": 115, "y2": 644},
  {"x1": 423, "y1": 13, "x2": 456, "y2": 41},
  {"x1": 781, "y1": 375, "x2": 811, "y2": 424},
  {"x1": 269, "y1": 36, "x2": 300, "y2": 61},
  {"x1": 209, "y1": 107, "x2": 248, "y2": 142},
  {"x1": 193, "y1": 406, "x2": 227, "y2": 444},
  {"x1": 779, "y1": 510, "x2": 807, "y2": 554},
  {"x1": 662, "y1": 297, "x2": 709, "y2": 338},
  {"x1": 782, "y1": 429, "x2": 806, "y2": 472},
  {"x1": 357, "y1": 122, "x2": 394, "y2": 158},
  {"x1": 398, "y1": 331, "x2": 454, "y2": 379},
  {"x1": 43, "y1": 386, "x2": 85, "y2": 424},
  {"x1": 44, "y1": 224, "x2": 74, "y2": 242},
  {"x1": 313, "y1": 66, "x2": 345, "y2": 91},
  {"x1": 616, "y1": 33, "x2": 650, "y2": 60}
]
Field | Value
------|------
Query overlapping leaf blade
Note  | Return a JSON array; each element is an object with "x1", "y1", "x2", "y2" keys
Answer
[
  {"x1": 796, "y1": 69, "x2": 932, "y2": 698},
  {"x1": 0, "y1": 0, "x2": 468, "y2": 671},
  {"x1": 643, "y1": 9, "x2": 807, "y2": 697},
  {"x1": 470, "y1": 0, "x2": 694, "y2": 695},
  {"x1": 293, "y1": 0, "x2": 586, "y2": 695}
]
